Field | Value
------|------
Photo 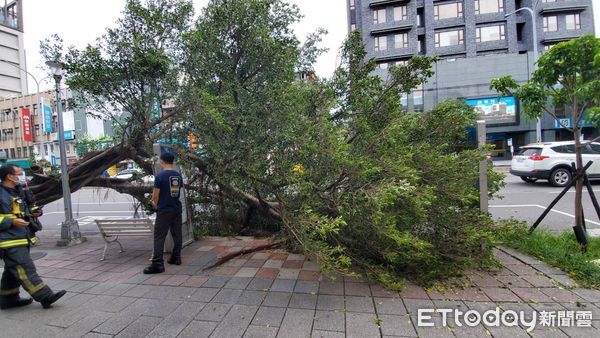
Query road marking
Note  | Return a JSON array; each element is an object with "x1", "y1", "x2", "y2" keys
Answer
[{"x1": 490, "y1": 204, "x2": 600, "y2": 226}]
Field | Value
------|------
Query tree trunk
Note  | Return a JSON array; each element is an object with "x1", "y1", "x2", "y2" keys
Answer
[{"x1": 573, "y1": 99, "x2": 584, "y2": 232}]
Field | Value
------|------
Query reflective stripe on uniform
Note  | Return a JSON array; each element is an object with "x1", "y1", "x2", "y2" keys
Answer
[
  {"x1": 0, "y1": 214, "x2": 17, "y2": 217},
  {"x1": 16, "y1": 265, "x2": 45, "y2": 294},
  {"x1": 0, "y1": 239, "x2": 30, "y2": 249},
  {"x1": 0, "y1": 287, "x2": 19, "y2": 296}
]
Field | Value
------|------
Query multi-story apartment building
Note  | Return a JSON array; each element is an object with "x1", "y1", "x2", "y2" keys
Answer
[
  {"x1": 0, "y1": 89, "x2": 111, "y2": 169},
  {"x1": 348, "y1": 0, "x2": 595, "y2": 158},
  {"x1": 0, "y1": 0, "x2": 27, "y2": 97}
]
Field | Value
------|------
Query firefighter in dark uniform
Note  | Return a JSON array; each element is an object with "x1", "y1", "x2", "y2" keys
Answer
[{"x1": 0, "y1": 164, "x2": 66, "y2": 310}]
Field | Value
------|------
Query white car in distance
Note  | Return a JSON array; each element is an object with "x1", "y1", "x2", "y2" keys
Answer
[{"x1": 510, "y1": 141, "x2": 600, "y2": 187}]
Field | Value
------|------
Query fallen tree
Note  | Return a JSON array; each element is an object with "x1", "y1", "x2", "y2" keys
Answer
[{"x1": 36, "y1": 0, "x2": 504, "y2": 287}]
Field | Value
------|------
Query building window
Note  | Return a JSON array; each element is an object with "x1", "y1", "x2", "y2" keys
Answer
[
  {"x1": 378, "y1": 62, "x2": 388, "y2": 69},
  {"x1": 418, "y1": 35, "x2": 425, "y2": 54},
  {"x1": 413, "y1": 84, "x2": 424, "y2": 112},
  {"x1": 23, "y1": 147, "x2": 28, "y2": 158},
  {"x1": 476, "y1": 25, "x2": 506, "y2": 42},
  {"x1": 401, "y1": 93, "x2": 408, "y2": 108},
  {"x1": 349, "y1": 0, "x2": 355, "y2": 10},
  {"x1": 373, "y1": 9, "x2": 386, "y2": 24},
  {"x1": 544, "y1": 43, "x2": 556, "y2": 51},
  {"x1": 15, "y1": 127, "x2": 20, "y2": 138},
  {"x1": 475, "y1": 0, "x2": 504, "y2": 15},
  {"x1": 435, "y1": 29, "x2": 464, "y2": 47},
  {"x1": 351, "y1": 23, "x2": 356, "y2": 31},
  {"x1": 417, "y1": 8, "x2": 424, "y2": 27},
  {"x1": 395, "y1": 33, "x2": 408, "y2": 49},
  {"x1": 17, "y1": 148, "x2": 21, "y2": 159},
  {"x1": 394, "y1": 6, "x2": 407, "y2": 21},
  {"x1": 374, "y1": 36, "x2": 388, "y2": 51},
  {"x1": 543, "y1": 16, "x2": 557, "y2": 32},
  {"x1": 434, "y1": 1, "x2": 463, "y2": 20},
  {"x1": 542, "y1": 0, "x2": 556, "y2": 2},
  {"x1": 566, "y1": 14, "x2": 580, "y2": 30}
]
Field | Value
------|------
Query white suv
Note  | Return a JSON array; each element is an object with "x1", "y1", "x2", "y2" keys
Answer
[{"x1": 510, "y1": 141, "x2": 600, "y2": 187}]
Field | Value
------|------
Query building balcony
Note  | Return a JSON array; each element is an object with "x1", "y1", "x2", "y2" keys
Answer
[
  {"x1": 368, "y1": 0, "x2": 411, "y2": 8},
  {"x1": 539, "y1": 1, "x2": 589, "y2": 15},
  {"x1": 370, "y1": 22, "x2": 413, "y2": 36}
]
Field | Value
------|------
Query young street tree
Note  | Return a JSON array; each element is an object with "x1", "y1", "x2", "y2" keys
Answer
[{"x1": 491, "y1": 35, "x2": 600, "y2": 248}]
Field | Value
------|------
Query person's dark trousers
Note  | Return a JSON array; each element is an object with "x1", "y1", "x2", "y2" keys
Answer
[
  {"x1": 151, "y1": 209, "x2": 183, "y2": 264},
  {"x1": 0, "y1": 246, "x2": 53, "y2": 303}
]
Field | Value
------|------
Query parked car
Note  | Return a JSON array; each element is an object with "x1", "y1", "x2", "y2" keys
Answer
[
  {"x1": 510, "y1": 141, "x2": 600, "y2": 187},
  {"x1": 114, "y1": 169, "x2": 154, "y2": 183}
]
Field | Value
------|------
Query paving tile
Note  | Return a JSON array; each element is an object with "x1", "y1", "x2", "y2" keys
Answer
[
  {"x1": 212, "y1": 288, "x2": 243, "y2": 304},
  {"x1": 269, "y1": 253, "x2": 288, "y2": 261},
  {"x1": 223, "y1": 258, "x2": 248, "y2": 267},
  {"x1": 104, "y1": 283, "x2": 137, "y2": 296},
  {"x1": 243, "y1": 259, "x2": 267, "y2": 268},
  {"x1": 319, "y1": 281, "x2": 344, "y2": 295},
  {"x1": 142, "y1": 274, "x2": 172, "y2": 285},
  {"x1": 311, "y1": 330, "x2": 345, "y2": 338},
  {"x1": 270, "y1": 279, "x2": 296, "y2": 292},
  {"x1": 345, "y1": 295, "x2": 375, "y2": 313},
  {"x1": 370, "y1": 284, "x2": 399, "y2": 298},
  {"x1": 399, "y1": 284, "x2": 429, "y2": 299},
  {"x1": 375, "y1": 297, "x2": 406, "y2": 315},
  {"x1": 289, "y1": 293, "x2": 317, "y2": 309},
  {"x1": 298, "y1": 270, "x2": 321, "y2": 281},
  {"x1": 540, "y1": 288, "x2": 583, "y2": 303},
  {"x1": 178, "y1": 320, "x2": 217, "y2": 338},
  {"x1": 262, "y1": 292, "x2": 291, "y2": 307},
  {"x1": 203, "y1": 276, "x2": 231, "y2": 288},
  {"x1": 93, "y1": 311, "x2": 141, "y2": 335},
  {"x1": 317, "y1": 295, "x2": 345, "y2": 310},
  {"x1": 252, "y1": 306, "x2": 286, "y2": 327},
  {"x1": 483, "y1": 287, "x2": 522, "y2": 302},
  {"x1": 195, "y1": 303, "x2": 232, "y2": 321},
  {"x1": 379, "y1": 314, "x2": 417, "y2": 337},
  {"x1": 246, "y1": 278, "x2": 274, "y2": 291},
  {"x1": 313, "y1": 310, "x2": 345, "y2": 332},
  {"x1": 263, "y1": 260, "x2": 284, "y2": 269},
  {"x1": 302, "y1": 260, "x2": 320, "y2": 271},
  {"x1": 190, "y1": 287, "x2": 219, "y2": 302},
  {"x1": 124, "y1": 298, "x2": 183, "y2": 317},
  {"x1": 243, "y1": 325, "x2": 278, "y2": 338},
  {"x1": 251, "y1": 252, "x2": 271, "y2": 260},
  {"x1": 277, "y1": 308, "x2": 314, "y2": 338},
  {"x1": 256, "y1": 268, "x2": 279, "y2": 279},
  {"x1": 572, "y1": 288, "x2": 600, "y2": 302},
  {"x1": 121, "y1": 284, "x2": 154, "y2": 298},
  {"x1": 512, "y1": 287, "x2": 555, "y2": 303},
  {"x1": 213, "y1": 266, "x2": 240, "y2": 276},
  {"x1": 235, "y1": 267, "x2": 259, "y2": 278},
  {"x1": 282, "y1": 260, "x2": 304, "y2": 269},
  {"x1": 345, "y1": 282, "x2": 371, "y2": 296},
  {"x1": 210, "y1": 304, "x2": 258, "y2": 338},
  {"x1": 114, "y1": 315, "x2": 163, "y2": 338},
  {"x1": 345, "y1": 312, "x2": 380, "y2": 338},
  {"x1": 277, "y1": 268, "x2": 300, "y2": 280},
  {"x1": 100, "y1": 296, "x2": 138, "y2": 313},
  {"x1": 294, "y1": 281, "x2": 319, "y2": 294},
  {"x1": 181, "y1": 276, "x2": 209, "y2": 288},
  {"x1": 61, "y1": 311, "x2": 114, "y2": 337},
  {"x1": 224, "y1": 277, "x2": 252, "y2": 290},
  {"x1": 145, "y1": 301, "x2": 206, "y2": 338},
  {"x1": 237, "y1": 290, "x2": 267, "y2": 306},
  {"x1": 162, "y1": 275, "x2": 190, "y2": 286}
]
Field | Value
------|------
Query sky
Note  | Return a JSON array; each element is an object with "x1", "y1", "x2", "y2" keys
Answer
[
  {"x1": 22, "y1": 0, "x2": 348, "y2": 93},
  {"x1": 21, "y1": 0, "x2": 600, "y2": 94}
]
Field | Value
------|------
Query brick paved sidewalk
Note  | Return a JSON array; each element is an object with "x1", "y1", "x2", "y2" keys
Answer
[{"x1": 1, "y1": 235, "x2": 599, "y2": 337}]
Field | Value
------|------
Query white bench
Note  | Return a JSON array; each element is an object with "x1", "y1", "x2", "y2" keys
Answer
[{"x1": 95, "y1": 219, "x2": 154, "y2": 261}]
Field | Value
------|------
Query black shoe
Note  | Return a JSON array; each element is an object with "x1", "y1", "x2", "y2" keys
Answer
[
  {"x1": 167, "y1": 257, "x2": 181, "y2": 265},
  {"x1": 41, "y1": 290, "x2": 66, "y2": 309},
  {"x1": 143, "y1": 264, "x2": 165, "y2": 274},
  {"x1": 0, "y1": 297, "x2": 33, "y2": 310}
]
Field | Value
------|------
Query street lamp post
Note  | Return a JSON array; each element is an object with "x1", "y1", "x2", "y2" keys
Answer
[
  {"x1": 505, "y1": 5, "x2": 542, "y2": 143},
  {"x1": 0, "y1": 59, "x2": 50, "y2": 160},
  {"x1": 45, "y1": 60, "x2": 84, "y2": 246}
]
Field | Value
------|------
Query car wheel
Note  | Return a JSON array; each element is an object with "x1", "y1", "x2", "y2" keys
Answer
[
  {"x1": 549, "y1": 168, "x2": 572, "y2": 187},
  {"x1": 520, "y1": 176, "x2": 538, "y2": 183}
]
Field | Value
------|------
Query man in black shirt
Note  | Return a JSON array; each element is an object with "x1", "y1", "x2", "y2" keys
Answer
[{"x1": 144, "y1": 153, "x2": 184, "y2": 274}]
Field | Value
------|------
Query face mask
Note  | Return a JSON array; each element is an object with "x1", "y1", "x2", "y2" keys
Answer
[{"x1": 10, "y1": 174, "x2": 26, "y2": 185}]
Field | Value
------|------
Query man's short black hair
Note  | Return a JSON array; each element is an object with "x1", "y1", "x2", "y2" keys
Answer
[
  {"x1": 160, "y1": 152, "x2": 175, "y2": 164},
  {"x1": 0, "y1": 164, "x2": 19, "y2": 180}
]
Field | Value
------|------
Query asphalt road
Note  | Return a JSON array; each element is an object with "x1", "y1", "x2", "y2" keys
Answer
[
  {"x1": 36, "y1": 188, "x2": 149, "y2": 238},
  {"x1": 490, "y1": 172, "x2": 600, "y2": 236}
]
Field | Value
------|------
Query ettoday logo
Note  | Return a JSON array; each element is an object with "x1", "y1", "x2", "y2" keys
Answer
[{"x1": 417, "y1": 308, "x2": 593, "y2": 332}]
